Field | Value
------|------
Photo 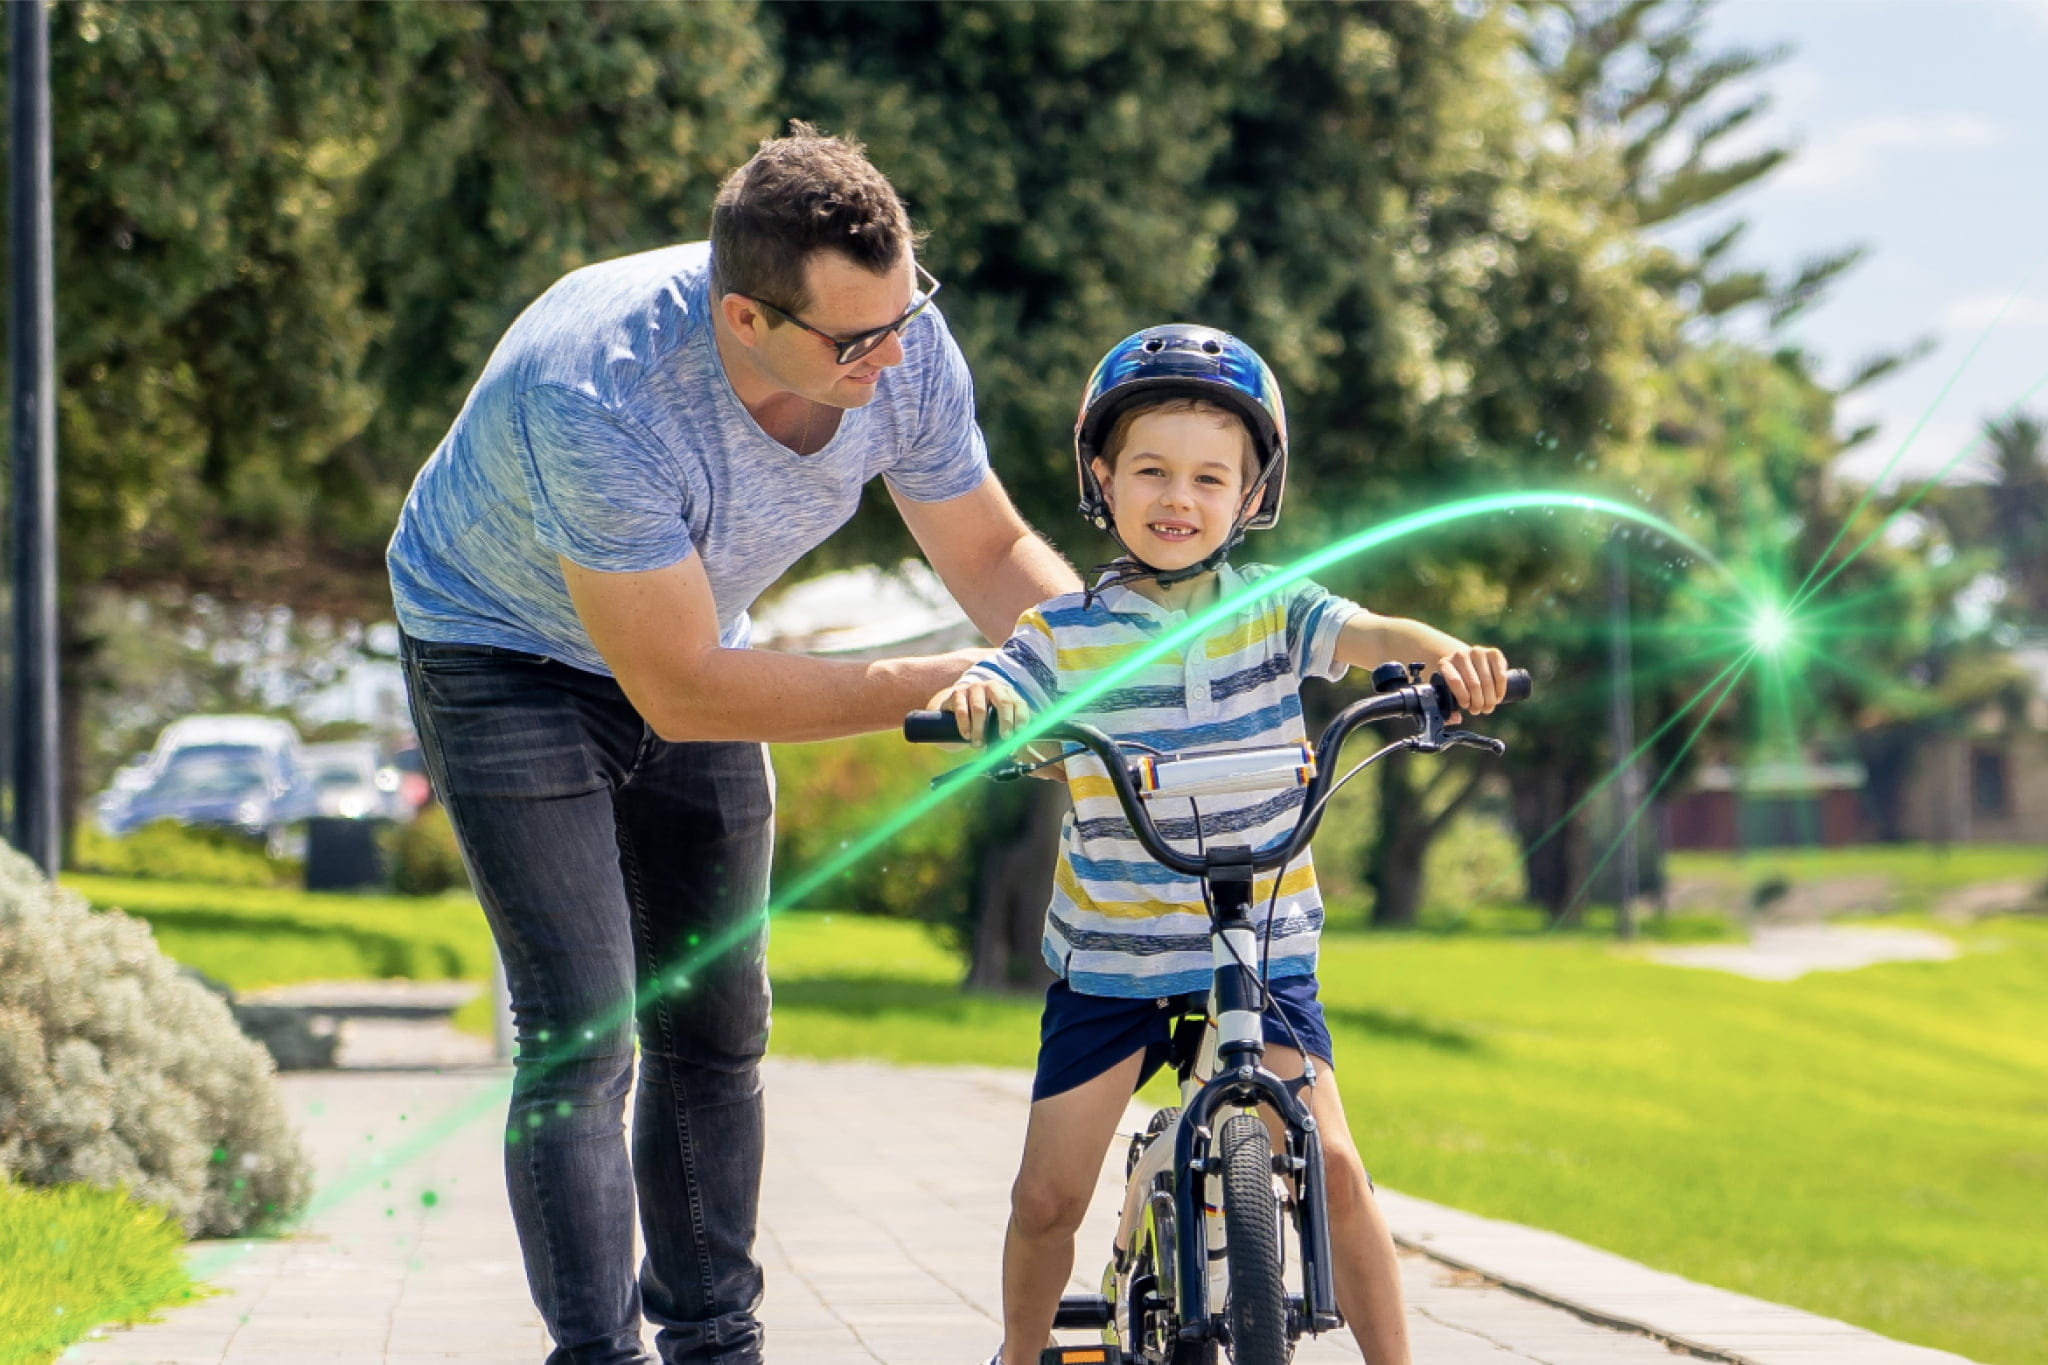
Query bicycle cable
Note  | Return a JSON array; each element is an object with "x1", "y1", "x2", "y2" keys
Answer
[{"x1": 1249, "y1": 737, "x2": 1415, "y2": 1088}]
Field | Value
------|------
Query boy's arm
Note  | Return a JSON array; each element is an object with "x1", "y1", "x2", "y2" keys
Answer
[{"x1": 1333, "y1": 610, "x2": 1512, "y2": 716}]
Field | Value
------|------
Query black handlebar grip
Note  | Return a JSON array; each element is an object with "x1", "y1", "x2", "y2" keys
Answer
[
  {"x1": 903, "y1": 710, "x2": 968, "y2": 744},
  {"x1": 1432, "y1": 668, "x2": 1533, "y2": 709}
]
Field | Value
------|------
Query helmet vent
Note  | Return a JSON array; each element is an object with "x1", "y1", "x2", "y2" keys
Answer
[
  {"x1": 1143, "y1": 338, "x2": 1165, "y2": 352},
  {"x1": 1201, "y1": 339, "x2": 1222, "y2": 354}
]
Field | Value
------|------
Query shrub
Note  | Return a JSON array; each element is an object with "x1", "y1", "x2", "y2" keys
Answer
[
  {"x1": 0, "y1": 842, "x2": 311, "y2": 1237},
  {"x1": 381, "y1": 803, "x2": 469, "y2": 896},
  {"x1": 1423, "y1": 811, "x2": 1528, "y2": 914},
  {"x1": 71, "y1": 819, "x2": 295, "y2": 888},
  {"x1": 770, "y1": 731, "x2": 968, "y2": 921}
]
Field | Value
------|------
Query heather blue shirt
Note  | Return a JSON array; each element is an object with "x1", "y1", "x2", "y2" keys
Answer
[{"x1": 387, "y1": 242, "x2": 990, "y2": 675}]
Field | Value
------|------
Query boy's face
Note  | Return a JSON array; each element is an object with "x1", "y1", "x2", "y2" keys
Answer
[{"x1": 1091, "y1": 408, "x2": 1253, "y2": 573}]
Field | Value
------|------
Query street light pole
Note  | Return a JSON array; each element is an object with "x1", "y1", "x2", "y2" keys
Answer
[
  {"x1": 1607, "y1": 530, "x2": 1638, "y2": 940},
  {"x1": 9, "y1": 0, "x2": 59, "y2": 876}
]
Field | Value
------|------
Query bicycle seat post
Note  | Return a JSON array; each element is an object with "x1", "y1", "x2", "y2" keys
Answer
[{"x1": 1206, "y1": 846, "x2": 1265, "y2": 1075}]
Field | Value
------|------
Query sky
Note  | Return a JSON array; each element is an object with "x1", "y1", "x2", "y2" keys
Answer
[{"x1": 1681, "y1": 0, "x2": 2048, "y2": 488}]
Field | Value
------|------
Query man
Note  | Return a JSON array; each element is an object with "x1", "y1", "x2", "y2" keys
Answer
[{"x1": 387, "y1": 125, "x2": 1077, "y2": 1365}]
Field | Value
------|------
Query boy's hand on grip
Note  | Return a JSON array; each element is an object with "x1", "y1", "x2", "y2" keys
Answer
[
  {"x1": 924, "y1": 675, "x2": 1029, "y2": 750},
  {"x1": 1434, "y1": 644, "x2": 1511, "y2": 724}
]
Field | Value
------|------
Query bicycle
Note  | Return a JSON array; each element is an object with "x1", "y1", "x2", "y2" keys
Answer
[{"x1": 906, "y1": 660, "x2": 1532, "y2": 1365}]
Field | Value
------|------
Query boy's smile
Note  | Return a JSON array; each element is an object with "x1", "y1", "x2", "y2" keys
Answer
[{"x1": 1093, "y1": 408, "x2": 1254, "y2": 578}]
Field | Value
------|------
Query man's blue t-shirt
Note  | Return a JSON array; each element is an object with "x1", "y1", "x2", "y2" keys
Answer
[{"x1": 387, "y1": 242, "x2": 990, "y2": 675}]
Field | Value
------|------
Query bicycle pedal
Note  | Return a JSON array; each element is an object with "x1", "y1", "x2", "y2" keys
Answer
[
  {"x1": 1051, "y1": 1293, "x2": 1114, "y2": 1329},
  {"x1": 1038, "y1": 1347, "x2": 1124, "y2": 1365}
]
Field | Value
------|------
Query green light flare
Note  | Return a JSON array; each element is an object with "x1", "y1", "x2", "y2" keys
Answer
[
  {"x1": 1749, "y1": 601, "x2": 1794, "y2": 656},
  {"x1": 1786, "y1": 254, "x2": 2047, "y2": 614},
  {"x1": 1788, "y1": 363, "x2": 2048, "y2": 619},
  {"x1": 1461, "y1": 647, "x2": 1760, "y2": 913},
  {"x1": 1568, "y1": 648, "x2": 1758, "y2": 914},
  {"x1": 153, "y1": 488, "x2": 1730, "y2": 1286}
]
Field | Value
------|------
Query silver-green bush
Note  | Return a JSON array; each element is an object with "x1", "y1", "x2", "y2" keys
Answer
[{"x1": 0, "y1": 842, "x2": 310, "y2": 1236}]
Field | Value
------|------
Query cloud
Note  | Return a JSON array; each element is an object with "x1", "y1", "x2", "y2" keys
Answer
[
  {"x1": 1939, "y1": 292, "x2": 2048, "y2": 332},
  {"x1": 1779, "y1": 113, "x2": 2005, "y2": 189}
]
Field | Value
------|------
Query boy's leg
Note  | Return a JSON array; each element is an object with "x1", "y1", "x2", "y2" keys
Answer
[
  {"x1": 1001, "y1": 1049, "x2": 1147, "y2": 1365},
  {"x1": 1260, "y1": 1046, "x2": 1412, "y2": 1365}
]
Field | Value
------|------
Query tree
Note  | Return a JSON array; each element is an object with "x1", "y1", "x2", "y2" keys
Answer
[
  {"x1": 1920, "y1": 414, "x2": 2048, "y2": 632},
  {"x1": 764, "y1": 2, "x2": 1670, "y2": 945},
  {"x1": 37, "y1": 1, "x2": 776, "y2": 856}
]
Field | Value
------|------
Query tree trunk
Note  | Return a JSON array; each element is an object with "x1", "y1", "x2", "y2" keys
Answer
[
  {"x1": 1366, "y1": 751, "x2": 1430, "y2": 928},
  {"x1": 1854, "y1": 722, "x2": 1922, "y2": 843},
  {"x1": 1509, "y1": 758, "x2": 1594, "y2": 925},
  {"x1": 965, "y1": 776, "x2": 1066, "y2": 992}
]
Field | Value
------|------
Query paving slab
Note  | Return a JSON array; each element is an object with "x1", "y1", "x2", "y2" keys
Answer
[
  {"x1": 1646, "y1": 925, "x2": 1957, "y2": 981},
  {"x1": 59, "y1": 1057, "x2": 1978, "y2": 1365}
]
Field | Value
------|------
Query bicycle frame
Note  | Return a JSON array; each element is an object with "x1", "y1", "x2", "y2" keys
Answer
[{"x1": 1109, "y1": 847, "x2": 1342, "y2": 1348}]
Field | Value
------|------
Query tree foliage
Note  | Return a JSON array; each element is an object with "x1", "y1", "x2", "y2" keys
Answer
[
  {"x1": 44, "y1": 0, "x2": 775, "y2": 605},
  {"x1": 34, "y1": 1, "x2": 1963, "y2": 936}
]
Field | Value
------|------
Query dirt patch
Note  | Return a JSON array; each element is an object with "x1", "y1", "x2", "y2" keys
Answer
[
  {"x1": 1934, "y1": 878, "x2": 2048, "y2": 923},
  {"x1": 1752, "y1": 874, "x2": 1897, "y2": 924}
]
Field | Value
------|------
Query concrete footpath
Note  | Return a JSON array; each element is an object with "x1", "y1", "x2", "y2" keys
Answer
[{"x1": 60, "y1": 1058, "x2": 1980, "y2": 1365}]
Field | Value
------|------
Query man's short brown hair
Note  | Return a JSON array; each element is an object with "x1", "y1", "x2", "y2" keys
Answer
[{"x1": 710, "y1": 121, "x2": 920, "y2": 315}]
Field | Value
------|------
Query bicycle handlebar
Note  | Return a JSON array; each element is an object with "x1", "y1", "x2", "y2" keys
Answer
[{"x1": 906, "y1": 668, "x2": 1531, "y2": 877}]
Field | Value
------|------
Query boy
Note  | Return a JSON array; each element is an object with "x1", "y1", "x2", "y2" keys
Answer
[{"x1": 928, "y1": 325, "x2": 1512, "y2": 1365}]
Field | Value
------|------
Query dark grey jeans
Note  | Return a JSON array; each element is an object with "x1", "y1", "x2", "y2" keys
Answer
[{"x1": 402, "y1": 635, "x2": 774, "y2": 1365}]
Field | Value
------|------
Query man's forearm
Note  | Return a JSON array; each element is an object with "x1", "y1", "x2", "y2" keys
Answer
[
  {"x1": 630, "y1": 645, "x2": 983, "y2": 744},
  {"x1": 957, "y1": 530, "x2": 1080, "y2": 642}
]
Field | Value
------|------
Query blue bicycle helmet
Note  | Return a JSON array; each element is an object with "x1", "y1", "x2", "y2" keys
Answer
[{"x1": 1074, "y1": 325, "x2": 1288, "y2": 582}]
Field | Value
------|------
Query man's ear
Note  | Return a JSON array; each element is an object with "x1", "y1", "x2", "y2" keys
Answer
[
  {"x1": 720, "y1": 292, "x2": 767, "y2": 347},
  {"x1": 1090, "y1": 457, "x2": 1116, "y2": 511}
]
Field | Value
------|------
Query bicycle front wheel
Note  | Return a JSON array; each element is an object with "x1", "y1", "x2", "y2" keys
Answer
[{"x1": 1219, "y1": 1112, "x2": 1289, "y2": 1365}]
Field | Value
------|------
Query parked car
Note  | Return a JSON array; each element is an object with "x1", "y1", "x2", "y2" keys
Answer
[
  {"x1": 299, "y1": 740, "x2": 408, "y2": 821},
  {"x1": 94, "y1": 714, "x2": 311, "y2": 851},
  {"x1": 102, "y1": 744, "x2": 307, "y2": 848}
]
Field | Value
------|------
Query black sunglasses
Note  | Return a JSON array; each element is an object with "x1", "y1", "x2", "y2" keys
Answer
[{"x1": 742, "y1": 260, "x2": 942, "y2": 365}]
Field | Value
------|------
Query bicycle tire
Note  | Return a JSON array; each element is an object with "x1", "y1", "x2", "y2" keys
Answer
[{"x1": 1219, "y1": 1113, "x2": 1289, "y2": 1365}]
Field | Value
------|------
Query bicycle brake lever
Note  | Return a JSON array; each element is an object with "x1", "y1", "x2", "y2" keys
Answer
[
  {"x1": 1441, "y1": 729, "x2": 1507, "y2": 757},
  {"x1": 929, "y1": 760, "x2": 1030, "y2": 792}
]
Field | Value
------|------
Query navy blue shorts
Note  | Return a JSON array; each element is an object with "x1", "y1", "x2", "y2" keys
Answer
[{"x1": 1031, "y1": 974, "x2": 1335, "y2": 1102}]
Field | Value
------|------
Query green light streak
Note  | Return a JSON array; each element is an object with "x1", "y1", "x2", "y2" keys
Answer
[
  {"x1": 1569, "y1": 649, "x2": 1757, "y2": 915},
  {"x1": 1788, "y1": 362, "x2": 2048, "y2": 618},
  {"x1": 1786, "y1": 254, "x2": 2046, "y2": 612},
  {"x1": 662, "y1": 490, "x2": 1732, "y2": 982},
  {"x1": 158, "y1": 487, "x2": 1725, "y2": 1292},
  {"x1": 1463, "y1": 646, "x2": 1759, "y2": 913}
]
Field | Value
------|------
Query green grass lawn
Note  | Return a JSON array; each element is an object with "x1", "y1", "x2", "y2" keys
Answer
[
  {"x1": 48, "y1": 857, "x2": 2048, "y2": 1363},
  {"x1": 0, "y1": 1182, "x2": 200, "y2": 1365},
  {"x1": 768, "y1": 909, "x2": 2048, "y2": 1365}
]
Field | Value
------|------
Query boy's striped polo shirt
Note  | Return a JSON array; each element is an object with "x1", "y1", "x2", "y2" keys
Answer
[{"x1": 963, "y1": 564, "x2": 1362, "y2": 998}]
